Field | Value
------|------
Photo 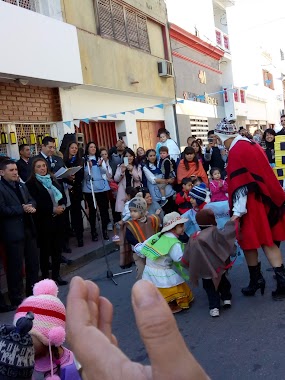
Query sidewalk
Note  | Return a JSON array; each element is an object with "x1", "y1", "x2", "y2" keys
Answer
[{"x1": 60, "y1": 228, "x2": 118, "y2": 276}]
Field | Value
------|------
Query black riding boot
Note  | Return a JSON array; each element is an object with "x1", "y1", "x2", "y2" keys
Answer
[
  {"x1": 272, "y1": 264, "x2": 285, "y2": 300},
  {"x1": 241, "y1": 262, "x2": 266, "y2": 296}
]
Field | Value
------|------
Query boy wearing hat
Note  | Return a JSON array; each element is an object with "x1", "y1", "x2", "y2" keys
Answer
[
  {"x1": 215, "y1": 117, "x2": 285, "y2": 299},
  {"x1": 189, "y1": 183, "x2": 207, "y2": 212},
  {"x1": 183, "y1": 209, "x2": 237, "y2": 317},
  {"x1": 135, "y1": 212, "x2": 194, "y2": 313},
  {"x1": 125, "y1": 194, "x2": 160, "y2": 280}
]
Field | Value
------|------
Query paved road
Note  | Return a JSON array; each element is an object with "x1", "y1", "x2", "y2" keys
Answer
[{"x1": 2, "y1": 247, "x2": 285, "y2": 380}]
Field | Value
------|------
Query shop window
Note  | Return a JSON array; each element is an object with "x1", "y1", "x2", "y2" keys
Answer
[
  {"x1": 263, "y1": 69, "x2": 274, "y2": 90},
  {"x1": 96, "y1": 0, "x2": 150, "y2": 53}
]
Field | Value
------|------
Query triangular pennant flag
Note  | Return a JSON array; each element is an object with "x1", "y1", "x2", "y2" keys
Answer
[
  {"x1": 241, "y1": 86, "x2": 248, "y2": 90},
  {"x1": 136, "y1": 108, "x2": 145, "y2": 114},
  {"x1": 265, "y1": 79, "x2": 272, "y2": 85},
  {"x1": 120, "y1": 112, "x2": 126, "y2": 115},
  {"x1": 154, "y1": 104, "x2": 164, "y2": 109},
  {"x1": 110, "y1": 114, "x2": 117, "y2": 118},
  {"x1": 81, "y1": 118, "x2": 89, "y2": 123},
  {"x1": 74, "y1": 120, "x2": 80, "y2": 128},
  {"x1": 128, "y1": 110, "x2": 135, "y2": 115},
  {"x1": 177, "y1": 99, "x2": 184, "y2": 103},
  {"x1": 64, "y1": 121, "x2": 72, "y2": 128},
  {"x1": 100, "y1": 115, "x2": 107, "y2": 118},
  {"x1": 90, "y1": 117, "x2": 98, "y2": 122}
]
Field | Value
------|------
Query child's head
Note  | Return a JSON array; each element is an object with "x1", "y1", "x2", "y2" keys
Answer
[
  {"x1": 159, "y1": 146, "x2": 169, "y2": 159},
  {"x1": 14, "y1": 280, "x2": 66, "y2": 358},
  {"x1": 0, "y1": 312, "x2": 35, "y2": 379},
  {"x1": 210, "y1": 167, "x2": 222, "y2": 180},
  {"x1": 128, "y1": 193, "x2": 147, "y2": 220},
  {"x1": 161, "y1": 212, "x2": 188, "y2": 236},
  {"x1": 100, "y1": 148, "x2": 108, "y2": 161},
  {"x1": 189, "y1": 183, "x2": 207, "y2": 207},
  {"x1": 191, "y1": 176, "x2": 203, "y2": 186},
  {"x1": 181, "y1": 177, "x2": 193, "y2": 193},
  {"x1": 196, "y1": 209, "x2": 217, "y2": 230},
  {"x1": 125, "y1": 186, "x2": 138, "y2": 201},
  {"x1": 159, "y1": 132, "x2": 168, "y2": 143}
]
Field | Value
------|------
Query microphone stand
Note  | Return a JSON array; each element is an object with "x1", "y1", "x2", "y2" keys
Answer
[{"x1": 86, "y1": 157, "x2": 132, "y2": 285}]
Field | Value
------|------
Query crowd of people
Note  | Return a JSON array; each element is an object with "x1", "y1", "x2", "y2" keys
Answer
[{"x1": 1, "y1": 115, "x2": 285, "y2": 379}]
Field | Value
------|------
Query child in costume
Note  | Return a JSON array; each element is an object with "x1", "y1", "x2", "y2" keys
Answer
[
  {"x1": 209, "y1": 167, "x2": 228, "y2": 202},
  {"x1": 14, "y1": 279, "x2": 81, "y2": 380},
  {"x1": 125, "y1": 194, "x2": 160, "y2": 280},
  {"x1": 183, "y1": 209, "x2": 237, "y2": 318},
  {"x1": 135, "y1": 212, "x2": 194, "y2": 313},
  {"x1": 189, "y1": 183, "x2": 208, "y2": 212},
  {"x1": 175, "y1": 177, "x2": 193, "y2": 214}
]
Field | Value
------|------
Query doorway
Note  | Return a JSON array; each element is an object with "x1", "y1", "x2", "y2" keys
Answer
[{"x1": 136, "y1": 121, "x2": 165, "y2": 150}]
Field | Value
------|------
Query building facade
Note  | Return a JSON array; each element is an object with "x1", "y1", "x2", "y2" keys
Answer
[
  {"x1": 59, "y1": 0, "x2": 177, "y2": 152},
  {"x1": 0, "y1": 0, "x2": 83, "y2": 159}
]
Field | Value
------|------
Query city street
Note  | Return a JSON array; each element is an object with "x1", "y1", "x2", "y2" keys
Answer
[{"x1": 2, "y1": 246, "x2": 285, "y2": 380}]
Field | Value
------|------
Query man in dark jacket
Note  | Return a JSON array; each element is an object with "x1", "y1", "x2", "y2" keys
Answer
[
  {"x1": 0, "y1": 160, "x2": 39, "y2": 306},
  {"x1": 33, "y1": 136, "x2": 65, "y2": 174},
  {"x1": 204, "y1": 130, "x2": 227, "y2": 178},
  {"x1": 16, "y1": 144, "x2": 32, "y2": 182},
  {"x1": 276, "y1": 114, "x2": 285, "y2": 136}
]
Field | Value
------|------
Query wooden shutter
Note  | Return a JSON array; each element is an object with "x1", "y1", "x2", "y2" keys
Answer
[
  {"x1": 97, "y1": 0, "x2": 114, "y2": 38},
  {"x1": 111, "y1": 1, "x2": 127, "y2": 43},
  {"x1": 137, "y1": 15, "x2": 150, "y2": 52},
  {"x1": 126, "y1": 9, "x2": 140, "y2": 48}
]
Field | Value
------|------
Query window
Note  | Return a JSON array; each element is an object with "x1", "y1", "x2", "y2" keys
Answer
[
  {"x1": 96, "y1": 0, "x2": 150, "y2": 53},
  {"x1": 1, "y1": 0, "x2": 36, "y2": 10},
  {"x1": 223, "y1": 35, "x2": 229, "y2": 50},
  {"x1": 263, "y1": 69, "x2": 274, "y2": 90},
  {"x1": 234, "y1": 88, "x2": 239, "y2": 102},
  {"x1": 215, "y1": 29, "x2": 222, "y2": 47},
  {"x1": 281, "y1": 49, "x2": 284, "y2": 61},
  {"x1": 240, "y1": 89, "x2": 246, "y2": 103}
]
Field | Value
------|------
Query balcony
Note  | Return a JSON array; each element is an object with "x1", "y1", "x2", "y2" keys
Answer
[
  {"x1": 0, "y1": 1, "x2": 83, "y2": 87},
  {"x1": 1, "y1": 0, "x2": 63, "y2": 20},
  {"x1": 215, "y1": 28, "x2": 230, "y2": 53}
]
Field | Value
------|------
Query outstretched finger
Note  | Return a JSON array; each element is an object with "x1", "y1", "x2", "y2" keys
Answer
[
  {"x1": 98, "y1": 296, "x2": 114, "y2": 343},
  {"x1": 132, "y1": 280, "x2": 208, "y2": 380}
]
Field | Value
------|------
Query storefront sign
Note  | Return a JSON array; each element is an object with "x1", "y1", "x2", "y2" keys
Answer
[{"x1": 183, "y1": 91, "x2": 218, "y2": 106}]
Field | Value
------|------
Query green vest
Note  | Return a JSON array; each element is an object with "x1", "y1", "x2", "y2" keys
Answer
[{"x1": 141, "y1": 233, "x2": 183, "y2": 261}]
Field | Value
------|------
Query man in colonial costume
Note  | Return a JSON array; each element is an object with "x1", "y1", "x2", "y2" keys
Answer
[{"x1": 215, "y1": 118, "x2": 285, "y2": 299}]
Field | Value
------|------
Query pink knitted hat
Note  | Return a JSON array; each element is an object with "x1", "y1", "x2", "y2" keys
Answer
[{"x1": 13, "y1": 279, "x2": 66, "y2": 348}]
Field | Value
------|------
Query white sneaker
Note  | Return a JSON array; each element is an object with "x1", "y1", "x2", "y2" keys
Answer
[
  {"x1": 223, "y1": 300, "x2": 232, "y2": 309},
  {"x1": 107, "y1": 222, "x2": 113, "y2": 231},
  {"x1": 209, "y1": 308, "x2": 220, "y2": 317}
]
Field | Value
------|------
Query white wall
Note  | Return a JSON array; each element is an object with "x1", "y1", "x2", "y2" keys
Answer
[
  {"x1": 59, "y1": 87, "x2": 177, "y2": 149},
  {"x1": 165, "y1": 0, "x2": 217, "y2": 45},
  {"x1": 0, "y1": 1, "x2": 82, "y2": 85}
]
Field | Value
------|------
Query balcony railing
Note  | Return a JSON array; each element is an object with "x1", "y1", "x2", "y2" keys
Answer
[
  {"x1": 1, "y1": 0, "x2": 63, "y2": 20},
  {"x1": 215, "y1": 28, "x2": 230, "y2": 53}
]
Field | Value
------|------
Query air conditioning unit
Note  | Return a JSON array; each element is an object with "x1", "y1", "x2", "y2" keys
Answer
[{"x1": 158, "y1": 60, "x2": 173, "y2": 78}]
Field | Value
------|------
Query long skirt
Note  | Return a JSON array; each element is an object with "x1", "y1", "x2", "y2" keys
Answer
[
  {"x1": 158, "y1": 282, "x2": 194, "y2": 309},
  {"x1": 238, "y1": 192, "x2": 285, "y2": 250}
]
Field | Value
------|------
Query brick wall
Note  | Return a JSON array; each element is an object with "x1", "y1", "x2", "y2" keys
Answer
[{"x1": 0, "y1": 82, "x2": 62, "y2": 122}]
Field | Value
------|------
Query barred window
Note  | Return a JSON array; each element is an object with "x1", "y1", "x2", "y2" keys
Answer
[
  {"x1": 1, "y1": 0, "x2": 37, "y2": 10},
  {"x1": 96, "y1": 0, "x2": 150, "y2": 53}
]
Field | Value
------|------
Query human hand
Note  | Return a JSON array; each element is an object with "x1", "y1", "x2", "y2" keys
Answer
[
  {"x1": 155, "y1": 209, "x2": 162, "y2": 215},
  {"x1": 219, "y1": 181, "x2": 223, "y2": 188},
  {"x1": 121, "y1": 165, "x2": 126, "y2": 174},
  {"x1": 22, "y1": 204, "x2": 36, "y2": 213},
  {"x1": 66, "y1": 277, "x2": 208, "y2": 380},
  {"x1": 68, "y1": 175, "x2": 75, "y2": 181},
  {"x1": 126, "y1": 164, "x2": 133, "y2": 173},
  {"x1": 54, "y1": 206, "x2": 65, "y2": 215},
  {"x1": 118, "y1": 220, "x2": 124, "y2": 226},
  {"x1": 231, "y1": 215, "x2": 239, "y2": 222},
  {"x1": 167, "y1": 178, "x2": 175, "y2": 184}
]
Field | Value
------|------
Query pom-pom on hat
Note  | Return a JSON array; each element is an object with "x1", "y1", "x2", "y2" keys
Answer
[
  {"x1": 189, "y1": 183, "x2": 207, "y2": 205},
  {"x1": 128, "y1": 192, "x2": 147, "y2": 214},
  {"x1": 0, "y1": 312, "x2": 35, "y2": 379},
  {"x1": 214, "y1": 117, "x2": 238, "y2": 143},
  {"x1": 14, "y1": 280, "x2": 66, "y2": 348}
]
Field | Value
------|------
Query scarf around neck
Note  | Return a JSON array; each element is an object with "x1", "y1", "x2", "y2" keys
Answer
[{"x1": 35, "y1": 174, "x2": 63, "y2": 203}]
